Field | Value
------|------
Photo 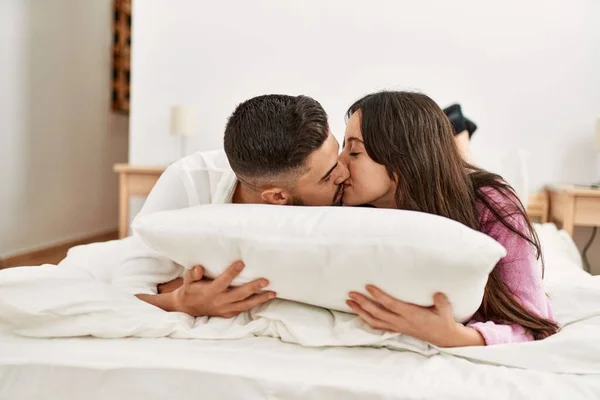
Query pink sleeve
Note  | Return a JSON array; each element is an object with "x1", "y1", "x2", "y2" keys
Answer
[
  {"x1": 467, "y1": 320, "x2": 533, "y2": 344},
  {"x1": 467, "y1": 192, "x2": 555, "y2": 345}
]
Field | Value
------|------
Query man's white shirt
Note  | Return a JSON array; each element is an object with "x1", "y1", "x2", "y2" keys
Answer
[{"x1": 112, "y1": 149, "x2": 238, "y2": 295}]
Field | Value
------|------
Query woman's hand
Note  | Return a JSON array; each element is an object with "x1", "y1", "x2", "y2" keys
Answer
[{"x1": 347, "y1": 285, "x2": 485, "y2": 347}]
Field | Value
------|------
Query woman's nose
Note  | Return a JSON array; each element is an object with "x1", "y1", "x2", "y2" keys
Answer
[{"x1": 338, "y1": 151, "x2": 348, "y2": 164}]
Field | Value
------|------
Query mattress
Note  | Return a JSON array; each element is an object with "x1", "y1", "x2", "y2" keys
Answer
[{"x1": 1, "y1": 329, "x2": 599, "y2": 400}]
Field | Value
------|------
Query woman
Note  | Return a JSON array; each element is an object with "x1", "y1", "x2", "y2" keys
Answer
[{"x1": 340, "y1": 91, "x2": 557, "y2": 347}]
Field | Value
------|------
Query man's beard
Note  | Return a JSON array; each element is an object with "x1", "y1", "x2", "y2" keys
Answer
[
  {"x1": 290, "y1": 196, "x2": 305, "y2": 206},
  {"x1": 291, "y1": 185, "x2": 343, "y2": 206}
]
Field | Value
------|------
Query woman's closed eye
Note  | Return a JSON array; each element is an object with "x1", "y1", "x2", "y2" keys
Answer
[{"x1": 349, "y1": 152, "x2": 360, "y2": 157}]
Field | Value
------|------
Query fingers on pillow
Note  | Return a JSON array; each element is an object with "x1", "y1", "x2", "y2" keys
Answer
[
  {"x1": 350, "y1": 292, "x2": 397, "y2": 324},
  {"x1": 347, "y1": 300, "x2": 388, "y2": 331},
  {"x1": 366, "y1": 285, "x2": 413, "y2": 315},
  {"x1": 192, "y1": 265, "x2": 204, "y2": 281},
  {"x1": 433, "y1": 292, "x2": 451, "y2": 315},
  {"x1": 225, "y1": 279, "x2": 269, "y2": 302},
  {"x1": 213, "y1": 261, "x2": 245, "y2": 291},
  {"x1": 230, "y1": 291, "x2": 276, "y2": 313},
  {"x1": 183, "y1": 265, "x2": 204, "y2": 285}
]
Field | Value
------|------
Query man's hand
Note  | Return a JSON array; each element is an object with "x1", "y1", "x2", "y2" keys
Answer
[
  {"x1": 171, "y1": 261, "x2": 275, "y2": 318},
  {"x1": 137, "y1": 261, "x2": 275, "y2": 318},
  {"x1": 158, "y1": 277, "x2": 183, "y2": 294}
]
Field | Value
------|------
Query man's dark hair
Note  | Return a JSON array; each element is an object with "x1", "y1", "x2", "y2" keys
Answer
[{"x1": 224, "y1": 94, "x2": 329, "y2": 180}]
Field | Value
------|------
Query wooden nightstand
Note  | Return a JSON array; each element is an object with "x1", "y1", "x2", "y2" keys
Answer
[
  {"x1": 114, "y1": 164, "x2": 166, "y2": 238},
  {"x1": 546, "y1": 184, "x2": 600, "y2": 237}
]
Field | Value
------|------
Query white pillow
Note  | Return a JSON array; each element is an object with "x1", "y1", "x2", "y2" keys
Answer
[
  {"x1": 533, "y1": 223, "x2": 589, "y2": 285},
  {"x1": 133, "y1": 204, "x2": 506, "y2": 322}
]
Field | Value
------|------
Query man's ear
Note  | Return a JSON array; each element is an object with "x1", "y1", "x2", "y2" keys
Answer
[{"x1": 261, "y1": 187, "x2": 292, "y2": 205}]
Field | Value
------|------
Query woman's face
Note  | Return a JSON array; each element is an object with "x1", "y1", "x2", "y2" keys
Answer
[{"x1": 339, "y1": 112, "x2": 397, "y2": 208}]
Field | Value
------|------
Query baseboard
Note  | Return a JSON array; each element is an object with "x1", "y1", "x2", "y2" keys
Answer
[{"x1": 1, "y1": 229, "x2": 119, "y2": 268}]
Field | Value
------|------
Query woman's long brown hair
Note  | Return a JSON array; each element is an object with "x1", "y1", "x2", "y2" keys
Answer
[{"x1": 347, "y1": 91, "x2": 558, "y2": 340}]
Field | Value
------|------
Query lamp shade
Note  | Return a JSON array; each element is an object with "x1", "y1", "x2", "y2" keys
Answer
[{"x1": 170, "y1": 106, "x2": 196, "y2": 137}]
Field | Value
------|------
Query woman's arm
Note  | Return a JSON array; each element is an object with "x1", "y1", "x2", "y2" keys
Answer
[
  {"x1": 348, "y1": 204, "x2": 556, "y2": 347},
  {"x1": 470, "y1": 196, "x2": 556, "y2": 345},
  {"x1": 347, "y1": 288, "x2": 485, "y2": 347}
]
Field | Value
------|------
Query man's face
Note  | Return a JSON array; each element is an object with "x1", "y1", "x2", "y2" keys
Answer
[{"x1": 289, "y1": 133, "x2": 349, "y2": 206}]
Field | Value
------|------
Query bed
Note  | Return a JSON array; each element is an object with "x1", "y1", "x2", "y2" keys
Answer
[
  {"x1": 2, "y1": 328, "x2": 599, "y2": 400},
  {"x1": 1, "y1": 220, "x2": 599, "y2": 399}
]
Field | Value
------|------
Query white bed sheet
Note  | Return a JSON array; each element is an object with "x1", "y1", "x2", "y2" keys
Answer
[
  {"x1": 2, "y1": 329, "x2": 600, "y2": 400},
  {"x1": 1, "y1": 223, "x2": 599, "y2": 400}
]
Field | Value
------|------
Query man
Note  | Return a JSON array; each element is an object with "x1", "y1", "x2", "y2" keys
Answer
[{"x1": 129, "y1": 94, "x2": 349, "y2": 318}]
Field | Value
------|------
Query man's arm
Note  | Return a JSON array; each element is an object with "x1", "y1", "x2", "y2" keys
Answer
[
  {"x1": 112, "y1": 164, "x2": 192, "y2": 297},
  {"x1": 157, "y1": 277, "x2": 183, "y2": 294},
  {"x1": 136, "y1": 292, "x2": 179, "y2": 312},
  {"x1": 139, "y1": 261, "x2": 276, "y2": 317},
  {"x1": 121, "y1": 160, "x2": 273, "y2": 317}
]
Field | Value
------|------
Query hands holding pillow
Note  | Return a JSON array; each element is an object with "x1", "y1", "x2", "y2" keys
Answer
[
  {"x1": 347, "y1": 286, "x2": 485, "y2": 347},
  {"x1": 135, "y1": 203, "x2": 504, "y2": 346},
  {"x1": 156, "y1": 261, "x2": 484, "y2": 347},
  {"x1": 147, "y1": 261, "x2": 276, "y2": 318}
]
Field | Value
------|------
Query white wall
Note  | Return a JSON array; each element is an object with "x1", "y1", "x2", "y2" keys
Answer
[
  {"x1": 130, "y1": 0, "x2": 600, "y2": 185},
  {"x1": 130, "y1": 0, "x2": 600, "y2": 271},
  {"x1": 0, "y1": 0, "x2": 128, "y2": 257}
]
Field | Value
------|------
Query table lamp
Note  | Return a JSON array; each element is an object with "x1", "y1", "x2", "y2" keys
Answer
[{"x1": 170, "y1": 105, "x2": 196, "y2": 159}]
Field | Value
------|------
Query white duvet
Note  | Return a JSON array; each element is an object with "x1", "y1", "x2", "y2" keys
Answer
[{"x1": 0, "y1": 224, "x2": 599, "y2": 376}]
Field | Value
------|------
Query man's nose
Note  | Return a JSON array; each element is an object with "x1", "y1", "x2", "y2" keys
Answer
[{"x1": 333, "y1": 161, "x2": 350, "y2": 185}]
